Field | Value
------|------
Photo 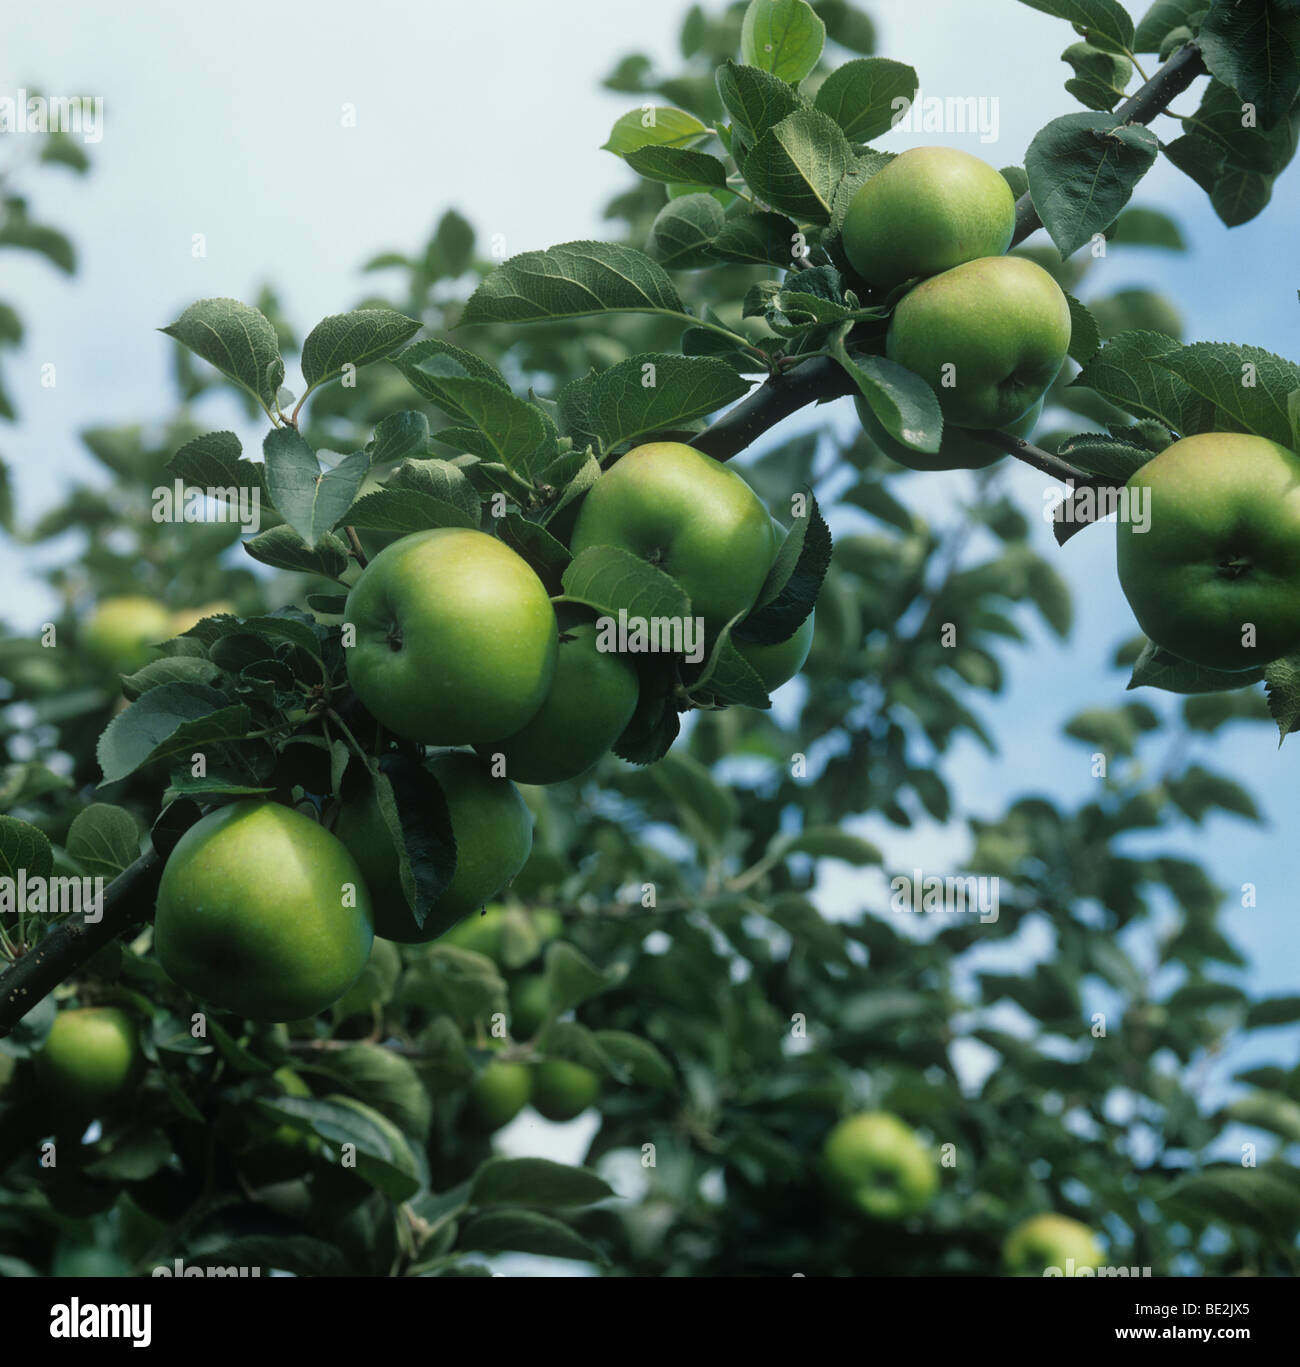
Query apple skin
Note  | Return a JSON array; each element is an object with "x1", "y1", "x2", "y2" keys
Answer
[
  {"x1": 886, "y1": 256, "x2": 1071, "y2": 429},
  {"x1": 855, "y1": 395, "x2": 1043, "y2": 472},
  {"x1": 1116, "y1": 433, "x2": 1300, "y2": 671},
  {"x1": 531, "y1": 1059, "x2": 601, "y2": 1121},
  {"x1": 842, "y1": 147, "x2": 1016, "y2": 293},
  {"x1": 466, "y1": 1061, "x2": 533, "y2": 1132},
  {"x1": 155, "y1": 801, "x2": 375, "y2": 1022},
  {"x1": 35, "y1": 1007, "x2": 142, "y2": 1115},
  {"x1": 1003, "y1": 1213, "x2": 1104, "y2": 1276},
  {"x1": 344, "y1": 528, "x2": 558, "y2": 745},
  {"x1": 474, "y1": 620, "x2": 640, "y2": 784},
  {"x1": 821, "y1": 1111, "x2": 938, "y2": 1221},
  {"x1": 569, "y1": 442, "x2": 777, "y2": 633},
  {"x1": 336, "y1": 754, "x2": 532, "y2": 945},
  {"x1": 736, "y1": 612, "x2": 815, "y2": 692},
  {"x1": 83, "y1": 596, "x2": 173, "y2": 673}
]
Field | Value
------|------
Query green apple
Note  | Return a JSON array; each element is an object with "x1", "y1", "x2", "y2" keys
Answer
[
  {"x1": 842, "y1": 146, "x2": 1016, "y2": 293},
  {"x1": 886, "y1": 255, "x2": 1071, "y2": 429},
  {"x1": 509, "y1": 973, "x2": 552, "y2": 1037},
  {"x1": 439, "y1": 902, "x2": 508, "y2": 958},
  {"x1": 336, "y1": 754, "x2": 532, "y2": 945},
  {"x1": 821, "y1": 1111, "x2": 938, "y2": 1220},
  {"x1": 855, "y1": 394, "x2": 1043, "y2": 472},
  {"x1": 474, "y1": 620, "x2": 639, "y2": 783},
  {"x1": 735, "y1": 612, "x2": 815, "y2": 692},
  {"x1": 465, "y1": 1061, "x2": 532, "y2": 1132},
  {"x1": 1003, "y1": 1213, "x2": 1104, "y2": 1276},
  {"x1": 344, "y1": 528, "x2": 558, "y2": 745},
  {"x1": 34, "y1": 1007, "x2": 141, "y2": 1115},
  {"x1": 155, "y1": 801, "x2": 374, "y2": 1022},
  {"x1": 569, "y1": 442, "x2": 777, "y2": 632},
  {"x1": 531, "y1": 1058, "x2": 601, "y2": 1121},
  {"x1": 83, "y1": 596, "x2": 173, "y2": 673},
  {"x1": 1116, "y1": 433, "x2": 1300, "y2": 671}
]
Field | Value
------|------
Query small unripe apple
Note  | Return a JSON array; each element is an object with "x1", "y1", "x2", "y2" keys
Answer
[
  {"x1": 34, "y1": 1007, "x2": 142, "y2": 1116},
  {"x1": 154, "y1": 801, "x2": 374, "y2": 1022},
  {"x1": 344, "y1": 528, "x2": 558, "y2": 746},
  {"x1": 822, "y1": 1111, "x2": 938, "y2": 1220},
  {"x1": 886, "y1": 255, "x2": 1071, "y2": 429},
  {"x1": 842, "y1": 146, "x2": 1016, "y2": 293},
  {"x1": 1116, "y1": 433, "x2": 1300, "y2": 671},
  {"x1": 1003, "y1": 1213, "x2": 1104, "y2": 1276},
  {"x1": 466, "y1": 1061, "x2": 532, "y2": 1132},
  {"x1": 83, "y1": 597, "x2": 173, "y2": 673},
  {"x1": 531, "y1": 1058, "x2": 601, "y2": 1121}
]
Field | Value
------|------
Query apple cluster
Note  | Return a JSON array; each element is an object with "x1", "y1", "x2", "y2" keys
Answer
[
  {"x1": 146, "y1": 442, "x2": 814, "y2": 1021},
  {"x1": 842, "y1": 147, "x2": 1071, "y2": 470},
  {"x1": 821, "y1": 1109, "x2": 1103, "y2": 1273}
]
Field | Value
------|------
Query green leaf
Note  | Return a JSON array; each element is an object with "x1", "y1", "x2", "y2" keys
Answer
[
  {"x1": 1109, "y1": 206, "x2": 1188, "y2": 249},
  {"x1": 1072, "y1": 330, "x2": 1216, "y2": 432},
  {"x1": 740, "y1": 0, "x2": 826, "y2": 83},
  {"x1": 602, "y1": 106, "x2": 710, "y2": 154},
  {"x1": 426, "y1": 208, "x2": 476, "y2": 278},
  {"x1": 469, "y1": 1156, "x2": 616, "y2": 1209},
  {"x1": 65, "y1": 804, "x2": 140, "y2": 879},
  {"x1": 836, "y1": 347, "x2": 943, "y2": 453},
  {"x1": 457, "y1": 1209, "x2": 603, "y2": 1262},
  {"x1": 1025, "y1": 113, "x2": 1159, "y2": 258},
  {"x1": 813, "y1": 58, "x2": 918, "y2": 142},
  {"x1": 306, "y1": 1043, "x2": 433, "y2": 1141},
  {"x1": 267, "y1": 1095, "x2": 422, "y2": 1201},
  {"x1": 96, "y1": 683, "x2": 252, "y2": 784},
  {"x1": 561, "y1": 353, "x2": 749, "y2": 453},
  {"x1": 264, "y1": 427, "x2": 368, "y2": 546},
  {"x1": 771, "y1": 827, "x2": 882, "y2": 864},
  {"x1": 1161, "y1": 1166, "x2": 1300, "y2": 1233},
  {"x1": 1199, "y1": 0, "x2": 1300, "y2": 129},
  {"x1": 1015, "y1": 0, "x2": 1136, "y2": 54},
  {"x1": 1060, "y1": 41, "x2": 1133, "y2": 111},
  {"x1": 367, "y1": 410, "x2": 431, "y2": 464},
  {"x1": 592, "y1": 1030, "x2": 677, "y2": 1090},
  {"x1": 1264, "y1": 653, "x2": 1300, "y2": 738},
  {"x1": 1065, "y1": 292, "x2": 1102, "y2": 363},
  {"x1": 391, "y1": 339, "x2": 511, "y2": 418},
  {"x1": 716, "y1": 60, "x2": 804, "y2": 144},
  {"x1": 544, "y1": 941, "x2": 619, "y2": 1013},
  {"x1": 705, "y1": 211, "x2": 802, "y2": 267},
  {"x1": 300, "y1": 309, "x2": 420, "y2": 388},
  {"x1": 243, "y1": 524, "x2": 351, "y2": 577},
  {"x1": 625, "y1": 145, "x2": 728, "y2": 188},
  {"x1": 741, "y1": 109, "x2": 853, "y2": 223},
  {"x1": 1247, "y1": 997, "x2": 1300, "y2": 1029},
  {"x1": 649, "y1": 751, "x2": 739, "y2": 852},
  {"x1": 1134, "y1": 0, "x2": 1204, "y2": 53},
  {"x1": 647, "y1": 193, "x2": 728, "y2": 269},
  {"x1": 1147, "y1": 341, "x2": 1300, "y2": 447},
  {"x1": 462, "y1": 242, "x2": 684, "y2": 327},
  {"x1": 0, "y1": 816, "x2": 54, "y2": 883},
  {"x1": 159, "y1": 298, "x2": 285, "y2": 409},
  {"x1": 561, "y1": 544, "x2": 691, "y2": 622}
]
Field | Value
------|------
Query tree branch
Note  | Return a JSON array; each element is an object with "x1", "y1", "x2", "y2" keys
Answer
[
  {"x1": 693, "y1": 357, "x2": 855, "y2": 461},
  {"x1": 0, "y1": 846, "x2": 162, "y2": 1038},
  {"x1": 1010, "y1": 40, "x2": 1206, "y2": 246}
]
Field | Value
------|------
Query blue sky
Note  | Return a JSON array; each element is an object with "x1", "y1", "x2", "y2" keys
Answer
[{"x1": 3, "y1": 0, "x2": 1298, "y2": 1211}]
